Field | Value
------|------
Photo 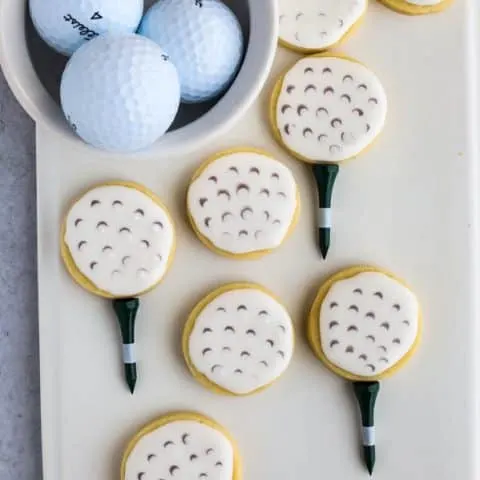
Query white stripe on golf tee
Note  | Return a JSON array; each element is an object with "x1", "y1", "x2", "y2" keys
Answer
[
  {"x1": 362, "y1": 426, "x2": 375, "y2": 446},
  {"x1": 123, "y1": 343, "x2": 136, "y2": 364},
  {"x1": 318, "y1": 208, "x2": 332, "y2": 228}
]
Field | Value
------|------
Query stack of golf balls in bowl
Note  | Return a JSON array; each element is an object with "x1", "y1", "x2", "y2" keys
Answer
[{"x1": 29, "y1": 0, "x2": 245, "y2": 153}]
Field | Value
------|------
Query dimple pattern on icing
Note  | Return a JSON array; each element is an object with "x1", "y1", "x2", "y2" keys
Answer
[
  {"x1": 275, "y1": 56, "x2": 387, "y2": 163},
  {"x1": 188, "y1": 288, "x2": 294, "y2": 394},
  {"x1": 124, "y1": 420, "x2": 234, "y2": 480},
  {"x1": 187, "y1": 152, "x2": 298, "y2": 255},
  {"x1": 279, "y1": 0, "x2": 366, "y2": 50},
  {"x1": 64, "y1": 185, "x2": 174, "y2": 297},
  {"x1": 319, "y1": 272, "x2": 419, "y2": 377}
]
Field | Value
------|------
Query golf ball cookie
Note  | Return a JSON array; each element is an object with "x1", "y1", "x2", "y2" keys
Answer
[
  {"x1": 29, "y1": 0, "x2": 144, "y2": 56},
  {"x1": 183, "y1": 284, "x2": 295, "y2": 395},
  {"x1": 121, "y1": 412, "x2": 241, "y2": 480},
  {"x1": 140, "y1": 0, "x2": 244, "y2": 103},
  {"x1": 378, "y1": 0, "x2": 453, "y2": 14},
  {"x1": 270, "y1": 54, "x2": 387, "y2": 163},
  {"x1": 308, "y1": 266, "x2": 421, "y2": 381},
  {"x1": 279, "y1": 0, "x2": 367, "y2": 52},
  {"x1": 187, "y1": 149, "x2": 299, "y2": 258},
  {"x1": 60, "y1": 34, "x2": 180, "y2": 153},
  {"x1": 61, "y1": 181, "x2": 175, "y2": 298}
]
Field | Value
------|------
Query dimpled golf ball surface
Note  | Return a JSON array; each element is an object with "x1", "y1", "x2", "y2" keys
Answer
[
  {"x1": 140, "y1": 0, "x2": 244, "y2": 103},
  {"x1": 60, "y1": 34, "x2": 181, "y2": 153},
  {"x1": 29, "y1": 0, "x2": 144, "y2": 56}
]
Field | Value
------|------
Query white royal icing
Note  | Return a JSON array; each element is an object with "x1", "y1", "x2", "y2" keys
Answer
[
  {"x1": 275, "y1": 56, "x2": 387, "y2": 163},
  {"x1": 64, "y1": 185, "x2": 174, "y2": 297},
  {"x1": 187, "y1": 152, "x2": 298, "y2": 255},
  {"x1": 188, "y1": 288, "x2": 294, "y2": 394},
  {"x1": 319, "y1": 272, "x2": 419, "y2": 377},
  {"x1": 279, "y1": 0, "x2": 366, "y2": 51},
  {"x1": 405, "y1": 0, "x2": 443, "y2": 4},
  {"x1": 124, "y1": 419, "x2": 234, "y2": 480}
]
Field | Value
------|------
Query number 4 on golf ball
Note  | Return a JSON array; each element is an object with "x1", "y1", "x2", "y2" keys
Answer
[{"x1": 29, "y1": 0, "x2": 144, "y2": 56}]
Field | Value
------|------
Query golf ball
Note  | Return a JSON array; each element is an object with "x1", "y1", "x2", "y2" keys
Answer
[
  {"x1": 140, "y1": 0, "x2": 244, "y2": 103},
  {"x1": 29, "y1": 0, "x2": 144, "y2": 56},
  {"x1": 60, "y1": 34, "x2": 181, "y2": 153}
]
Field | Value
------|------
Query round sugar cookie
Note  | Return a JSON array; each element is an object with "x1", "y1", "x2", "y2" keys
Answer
[
  {"x1": 378, "y1": 0, "x2": 453, "y2": 15},
  {"x1": 187, "y1": 149, "x2": 300, "y2": 258},
  {"x1": 121, "y1": 412, "x2": 241, "y2": 480},
  {"x1": 270, "y1": 54, "x2": 388, "y2": 164},
  {"x1": 279, "y1": 0, "x2": 367, "y2": 52},
  {"x1": 183, "y1": 283, "x2": 295, "y2": 396},
  {"x1": 61, "y1": 181, "x2": 175, "y2": 299},
  {"x1": 308, "y1": 266, "x2": 421, "y2": 381}
]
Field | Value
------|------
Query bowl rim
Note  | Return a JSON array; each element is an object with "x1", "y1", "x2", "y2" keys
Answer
[{"x1": 0, "y1": 0, "x2": 278, "y2": 158}]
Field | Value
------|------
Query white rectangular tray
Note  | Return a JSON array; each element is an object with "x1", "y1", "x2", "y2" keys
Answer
[{"x1": 37, "y1": 2, "x2": 479, "y2": 479}]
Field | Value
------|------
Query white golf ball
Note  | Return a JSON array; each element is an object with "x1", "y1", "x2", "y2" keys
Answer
[
  {"x1": 29, "y1": 0, "x2": 144, "y2": 56},
  {"x1": 140, "y1": 0, "x2": 244, "y2": 103},
  {"x1": 60, "y1": 34, "x2": 181, "y2": 153}
]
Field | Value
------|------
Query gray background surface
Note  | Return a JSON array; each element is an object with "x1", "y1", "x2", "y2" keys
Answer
[{"x1": 0, "y1": 71, "x2": 42, "y2": 479}]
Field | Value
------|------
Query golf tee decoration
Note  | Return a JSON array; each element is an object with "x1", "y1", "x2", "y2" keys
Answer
[
  {"x1": 61, "y1": 181, "x2": 176, "y2": 393},
  {"x1": 270, "y1": 54, "x2": 387, "y2": 258},
  {"x1": 312, "y1": 163, "x2": 339, "y2": 258},
  {"x1": 352, "y1": 379, "x2": 380, "y2": 474},
  {"x1": 308, "y1": 266, "x2": 421, "y2": 474},
  {"x1": 113, "y1": 297, "x2": 140, "y2": 393}
]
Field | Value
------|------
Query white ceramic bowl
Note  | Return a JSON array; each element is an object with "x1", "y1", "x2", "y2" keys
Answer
[{"x1": 0, "y1": 0, "x2": 278, "y2": 158}]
